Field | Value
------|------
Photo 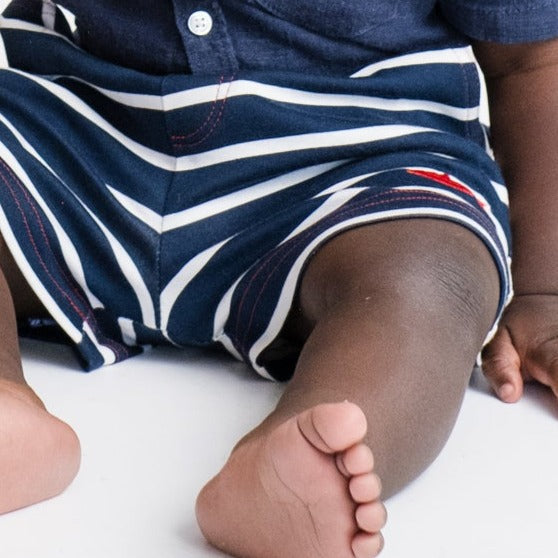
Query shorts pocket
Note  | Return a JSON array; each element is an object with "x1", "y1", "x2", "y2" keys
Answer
[{"x1": 251, "y1": 0, "x2": 400, "y2": 38}]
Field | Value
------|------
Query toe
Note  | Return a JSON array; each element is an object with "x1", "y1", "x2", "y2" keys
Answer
[
  {"x1": 297, "y1": 401, "x2": 367, "y2": 454},
  {"x1": 339, "y1": 443, "x2": 374, "y2": 476},
  {"x1": 352, "y1": 532, "x2": 384, "y2": 557},
  {"x1": 355, "y1": 501, "x2": 387, "y2": 533},
  {"x1": 349, "y1": 473, "x2": 382, "y2": 503}
]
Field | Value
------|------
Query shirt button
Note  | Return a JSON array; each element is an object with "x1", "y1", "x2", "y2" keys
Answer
[{"x1": 187, "y1": 10, "x2": 213, "y2": 36}]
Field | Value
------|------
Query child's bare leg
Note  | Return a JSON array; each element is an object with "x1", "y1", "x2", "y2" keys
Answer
[
  {"x1": 0, "y1": 235, "x2": 80, "y2": 514},
  {"x1": 196, "y1": 219, "x2": 500, "y2": 558}
]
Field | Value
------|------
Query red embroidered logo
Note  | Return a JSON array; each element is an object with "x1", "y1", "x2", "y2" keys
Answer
[{"x1": 406, "y1": 169, "x2": 486, "y2": 209}]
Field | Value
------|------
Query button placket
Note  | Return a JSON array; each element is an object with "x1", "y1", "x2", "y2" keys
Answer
[{"x1": 172, "y1": 1, "x2": 238, "y2": 74}]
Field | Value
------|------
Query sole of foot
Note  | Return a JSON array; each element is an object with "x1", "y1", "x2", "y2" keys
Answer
[{"x1": 196, "y1": 401, "x2": 386, "y2": 558}]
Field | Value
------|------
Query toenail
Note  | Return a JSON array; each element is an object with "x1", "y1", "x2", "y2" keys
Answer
[
  {"x1": 370, "y1": 532, "x2": 385, "y2": 556},
  {"x1": 377, "y1": 532, "x2": 385, "y2": 554},
  {"x1": 336, "y1": 453, "x2": 351, "y2": 477}
]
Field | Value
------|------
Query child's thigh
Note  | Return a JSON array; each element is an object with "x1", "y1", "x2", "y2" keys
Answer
[{"x1": 0, "y1": 229, "x2": 44, "y2": 317}]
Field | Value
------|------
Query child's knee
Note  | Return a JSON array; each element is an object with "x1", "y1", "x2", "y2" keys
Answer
[{"x1": 298, "y1": 219, "x2": 500, "y2": 336}]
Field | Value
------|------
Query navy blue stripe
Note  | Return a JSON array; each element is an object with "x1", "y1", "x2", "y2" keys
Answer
[{"x1": 0, "y1": 18, "x2": 511, "y2": 373}]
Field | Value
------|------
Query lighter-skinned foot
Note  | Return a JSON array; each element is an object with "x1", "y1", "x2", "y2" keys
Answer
[
  {"x1": 0, "y1": 381, "x2": 81, "y2": 514},
  {"x1": 196, "y1": 401, "x2": 386, "y2": 558}
]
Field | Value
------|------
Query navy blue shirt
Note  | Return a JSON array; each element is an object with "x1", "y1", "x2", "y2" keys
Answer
[{"x1": 12, "y1": 1, "x2": 558, "y2": 75}]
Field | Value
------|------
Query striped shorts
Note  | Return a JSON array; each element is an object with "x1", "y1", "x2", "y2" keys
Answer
[{"x1": 0, "y1": 6, "x2": 512, "y2": 378}]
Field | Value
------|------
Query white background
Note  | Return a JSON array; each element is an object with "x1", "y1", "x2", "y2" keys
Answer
[{"x1": 9, "y1": 340, "x2": 558, "y2": 558}]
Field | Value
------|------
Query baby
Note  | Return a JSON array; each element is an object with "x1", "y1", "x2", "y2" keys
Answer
[{"x1": 0, "y1": 1, "x2": 557, "y2": 557}]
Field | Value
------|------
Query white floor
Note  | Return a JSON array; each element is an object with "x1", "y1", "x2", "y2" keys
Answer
[{"x1": 0, "y1": 339, "x2": 556, "y2": 558}]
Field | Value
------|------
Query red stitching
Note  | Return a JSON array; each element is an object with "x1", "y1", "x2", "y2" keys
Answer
[
  {"x1": 0, "y1": 159, "x2": 125, "y2": 359},
  {"x1": 406, "y1": 169, "x2": 486, "y2": 208},
  {"x1": 172, "y1": 75, "x2": 235, "y2": 150},
  {"x1": 233, "y1": 190, "x2": 496, "y2": 351},
  {"x1": 0, "y1": 161, "x2": 89, "y2": 320},
  {"x1": 170, "y1": 75, "x2": 225, "y2": 143}
]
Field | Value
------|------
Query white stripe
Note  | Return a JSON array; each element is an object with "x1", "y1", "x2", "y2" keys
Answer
[
  {"x1": 0, "y1": 113, "x2": 59, "y2": 175},
  {"x1": 57, "y1": 5, "x2": 77, "y2": 34},
  {"x1": 399, "y1": 171, "x2": 510, "y2": 259},
  {"x1": 8, "y1": 69, "x2": 386, "y2": 172},
  {"x1": 331, "y1": 169, "x2": 510, "y2": 259},
  {"x1": 395, "y1": 168, "x2": 510, "y2": 257},
  {"x1": 481, "y1": 125, "x2": 494, "y2": 157},
  {"x1": 75, "y1": 198, "x2": 157, "y2": 328},
  {"x1": 491, "y1": 180, "x2": 508, "y2": 205},
  {"x1": 70, "y1": 78, "x2": 475, "y2": 121},
  {"x1": 315, "y1": 165, "x2": 477, "y2": 197},
  {"x1": 14, "y1": 70, "x2": 443, "y2": 170},
  {"x1": 41, "y1": 1, "x2": 57, "y2": 31},
  {"x1": 488, "y1": 210, "x2": 510, "y2": 263},
  {"x1": 0, "y1": 205, "x2": 83, "y2": 343},
  {"x1": 315, "y1": 170, "x2": 384, "y2": 197},
  {"x1": 163, "y1": 161, "x2": 345, "y2": 230},
  {"x1": 83, "y1": 322, "x2": 116, "y2": 365},
  {"x1": 107, "y1": 185, "x2": 163, "y2": 232},
  {"x1": 351, "y1": 46, "x2": 475, "y2": 78},
  {"x1": 8, "y1": 72, "x2": 439, "y2": 172},
  {"x1": 108, "y1": 161, "x2": 346, "y2": 232},
  {"x1": 6, "y1": 68, "x2": 177, "y2": 170},
  {"x1": 68, "y1": 79, "x2": 167, "y2": 110},
  {"x1": 425, "y1": 151, "x2": 457, "y2": 161},
  {"x1": 0, "y1": 114, "x2": 103, "y2": 309},
  {"x1": 248, "y1": 206, "x2": 509, "y2": 379},
  {"x1": 177, "y1": 80, "x2": 475, "y2": 121},
  {"x1": 0, "y1": 147, "x2": 126, "y2": 364},
  {"x1": 316, "y1": 164, "x2": 492, "y2": 198},
  {"x1": 0, "y1": 15, "x2": 79, "y2": 48},
  {"x1": 160, "y1": 238, "x2": 230, "y2": 334},
  {"x1": 282, "y1": 188, "x2": 366, "y2": 243},
  {"x1": 174, "y1": 125, "x2": 438, "y2": 172},
  {"x1": 118, "y1": 317, "x2": 137, "y2": 346},
  {"x1": 315, "y1": 165, "x2": 483, "y2": 198},
  {"x1": 477, "y1": 187, "x2": 510, "y2": 261},
  {"x1": 215, "y1": 332, "x2": 243, "y2": 362},
  {"x1": 213, "y1": 274, "x2": 245, "y2": 343},
  {"x1": 0, "y1": 27, "x2": 8, "y2": 68}
]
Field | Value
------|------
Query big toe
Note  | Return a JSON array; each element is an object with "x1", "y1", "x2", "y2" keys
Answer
[{"x1": 297, "y1": 401, "x2": 367, "y2": 454}]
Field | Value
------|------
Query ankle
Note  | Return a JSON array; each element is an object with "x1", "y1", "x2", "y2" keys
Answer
[{"x1": 0, "y1": 378, "x2": 46, "y2": 409}]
